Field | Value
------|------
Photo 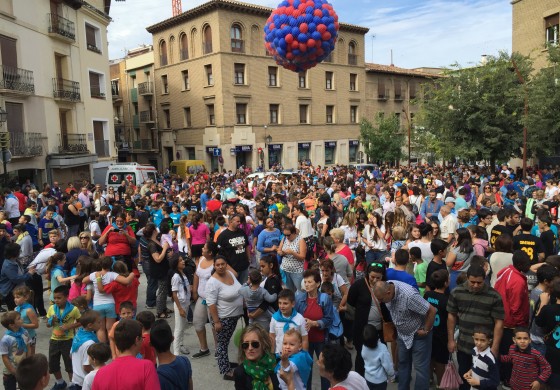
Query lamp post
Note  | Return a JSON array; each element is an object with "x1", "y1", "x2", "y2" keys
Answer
[
  {"x1": 402, "y1": 107, "x2": 412, "y2": 167},
  {"x1": 0, "y1": 108, "x2": 8, "y2": 187},
  {"x1": 511, "y1": 59, "x2": 528, "y2": 179},
  {"x1": 265, "y1": 133, "x2": 272, "y2": 170}
]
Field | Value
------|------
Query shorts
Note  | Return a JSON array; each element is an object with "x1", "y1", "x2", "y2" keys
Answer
[
  {"x1": 93, "y1": 303, "x2": 117, "y2": 319},
  {"x1": 49, "y1": 339, "x2": 73, "y2": 374},
  {"x1": 191, "y1": 244, "x2": 204, "y2": 258},
  {"x1": 431, "y1": 335, "x2": 449, "y2": 364}
]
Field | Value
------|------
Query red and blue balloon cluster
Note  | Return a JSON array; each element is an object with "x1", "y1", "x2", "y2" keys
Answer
[{"x1": 264, "y1": 0, "x2": 339, "y2": 72}]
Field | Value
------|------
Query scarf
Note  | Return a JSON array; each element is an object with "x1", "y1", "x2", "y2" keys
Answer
[
  {"x1": 15, "y1": 302, "x2": 33, "y2": 317},
  {"x1": 112, "y1": 222, "x2": 127, "y2": 230},
  {"x1": 71, "y1": 328, "x2": 99, "y2": 353},
  {"x1": 6, "y1": 328, "x2": 27, "y2": 353},
  {"x1": 272, "y1": 308, "x2": 298, "y2": 332},
  {"x1": 15, "y1": 231, "x2": 29, "y2": 245},
  {"x1": 275, "y1": 350, "x2": 313, "y2": 385},
  {"x1": 51, "y1": 264, "x2": 67, "y2": 278},
  {"x1": 48, "y1": 302, "x2": 75, "y2": 333},
  {"x1": 242, "y1": 353, "x2": 276, "y2": 390}
]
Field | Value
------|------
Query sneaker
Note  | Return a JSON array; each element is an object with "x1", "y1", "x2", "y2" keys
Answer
[
  {"x1": 145, "y1": 305, "x2": 156, "y2": 309},
  {"x1": 179, "y1": 346, "x2": 190, "y2": 355},
  {"x1": 50, "y1": 381, "x2": 67, "y2": 390},
  {"x1": 192, "y1": 349, "x2": 210, "y2": 358}
]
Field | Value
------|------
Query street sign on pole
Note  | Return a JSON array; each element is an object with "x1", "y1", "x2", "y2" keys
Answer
[{"x1": 213, "y1": 148, "x2": 221, "y2": 157}]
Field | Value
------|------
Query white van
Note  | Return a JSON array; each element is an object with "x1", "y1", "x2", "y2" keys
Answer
[{"x1": 105, "y1": 163, "x2": 158, "y2": 190}]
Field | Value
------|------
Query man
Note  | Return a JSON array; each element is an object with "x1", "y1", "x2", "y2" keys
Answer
[
  {"x1": 317, "y1": 344, "x2": 368, "y2": 390},
  {"x1": 439, "y1": 206, "x2": 457, "y2": 243},
  {"x1": 78, "y1": 187, "x2": 92, "y2": 217},
  {"x1": 13, "y1": 186, "x2": 27, "y2": 214},
  {"x1": 4, "y1": 189, "x2": 20, "y2": 226},
  {"x1": 199, "y1": 187, "x2": 211, "y2": 212},
  {"x1": 419, "y1": 189, "x2": 443, "y2": 223},
  {"x1": 216, "y1": 214, "x2": 250, "y2": 284},
  {"x1": 374, "y1": 280, "x2": 436, "y2": 390},
  {"x1": 395, "y1": 196, "x2": 414, "y2": 223},
  {"x1": 447, "y1": 265, "x2": 504, "y2": 390},
  {"x1": 513, "y1": 217, "x2": 545, "y2": 265}
]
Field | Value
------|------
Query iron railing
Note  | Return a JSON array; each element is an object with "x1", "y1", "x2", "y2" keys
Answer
[
  {"x1": 139, "y1": 111, "x2": 153, "y2": 122},
  {"x1": 348, "y1": 54, "x2": 358, "y2": 66},
  {"x1": 9, "y1": 132, "x2": 43, "y2": 157},
  {"x1": 0, "y1": 65, "x2": 35, "y2": 94},
  {"x1": 52, "y1": 78, "x2": 80, "y2": 101},
  {"x1": 58, "y1": 133, "x2": 88, "y2": 154},
  {"x1": 48, "y1": 13, "x2": 76, "y2": 41},
  {"x1": 138, "y1": 81, "x2": 153, "y2": 95}
]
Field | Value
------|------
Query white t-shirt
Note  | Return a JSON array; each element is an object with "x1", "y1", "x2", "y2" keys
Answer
[
  {"x1": 330, "y1": 371, "x2": 368, "y2": 389},
  {"x1": 171, "y1": 273, "x2": 191, "y2": 307},
  {"x1": 204, "y1": 271, "x2": 243, "y2": 319},
  {"x1": 89, "y1": 271, "x2": 118, "y2": 306},
  {"x1": 195, "y1": 259, "x2": 214, "y2": 300},
  {"x1": 440, "y1": 214, "x2": 457, "y2": 240},
  {"x1": 269, "y1": 312, "x2": 308, "y2": 354},
  {"x1": 278, "y1": 360, "x2": 304, "y2": 390},
  {"x1": 295, "y1": 215, "x2": 313, "y2": 238},
  {"x1": 28, "y1": 247, "x2": 56, "y2": 275},
  {"x1": 408, "y1": 240, "x2": 434, "y2": 262},
  {"x1": 82, "y1": 368, "x2": 98, "y2": 390},
  {"x1": 71, "y1": 340, "x2": 95, "y2": 386}
]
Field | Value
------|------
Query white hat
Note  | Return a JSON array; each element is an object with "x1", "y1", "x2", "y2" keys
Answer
[
  {"x1": 436, "y1": 193, "x2": 443, "y2": 200},
  {"x1": 445, "y1": 197, "x2": 455, "y2": 204}
]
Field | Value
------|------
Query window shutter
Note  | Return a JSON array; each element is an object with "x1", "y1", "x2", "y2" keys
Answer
[
  {"x1": 545, "y1": 14, "x2": 559, "y2": 28},
  {"x1": 0, "y1": 35, "x2": 17, "y2": 68}
]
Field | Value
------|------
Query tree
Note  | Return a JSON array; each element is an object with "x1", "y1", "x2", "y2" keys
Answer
[
  {"x1": 359, "y1": 115, "x2": 404, "y2": 165},
  {"x1": 416, "y1": 51, "x2": 532, "y2": 166}
]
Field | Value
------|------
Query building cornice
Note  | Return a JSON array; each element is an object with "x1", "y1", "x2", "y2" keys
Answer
[{"x1": 365, "y1": 63, "x2": 443, "y2": 78}]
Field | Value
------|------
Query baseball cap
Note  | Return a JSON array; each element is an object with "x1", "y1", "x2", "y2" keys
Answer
[{"x1": 444, "y1": 197, "x2": 456, "y2": 204}]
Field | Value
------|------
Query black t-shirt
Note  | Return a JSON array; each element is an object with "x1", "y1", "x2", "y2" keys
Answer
[
  {"x1": 541, "y1": 229, "x2": 557, "y2": 257},
  {"x1": 490, "y1": 224, "x2": 510, "y2": 248},
  {"x1": 424, "y1": 290, "x2": 448, "y2": 342},
  {"x1": 505, "y1": 223, "x2": 519, "y2": 237},
  {"x1": 426, "y1": 260, "x2": 447, "y2": 290},
  {"x1": 535, "y1": 303, "x2": 560, "y2": 374},
  {"x1": 513, "y1": 233, "x2": 544, "y2": 264},
  {"x1": 217, "y1": 228, "x2": 249, "y2": 272}
]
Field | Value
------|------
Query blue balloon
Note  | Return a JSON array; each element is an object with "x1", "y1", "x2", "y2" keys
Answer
[
  {"x1": 280, "y1": 0, "x2": 289, "y2": 6},
  {"x1": 293, "y1": 0, "x2": 300, "y2": 8},
  {"x1": 305, "y1": 6, "x2": 314, "y2": 14},
  {"x1": 292, "y1": 26, "x2": 300, "y2": 36},
  {"x1": 297, "y1": 16, "x2": 306, "y2": 24},
  {"x1": 312, "y1": 31, "x2": 321, "y2": 40},
  {"x1": 289, "y1": 18, "x2": 298, "y2": 27},
  {"x1": 321, "y1": 16, "x2": 330, "y2": 24},
  {"x1": 298, "y1": 33, "x2": 308, "y2": 43},
  {"x1": 321, "y1": 41, "x2": 330, "y2": 50},
  {"x1": 293, "y1": 49, "x2": 301, "y2": 56},
  {"x1": 322, "y1": 8, "x2": 329, "y2": 16},
  {"x1": 328, "y1": 23, "x2": 336, "y2": 34},
  {"x1": 308, "y1": 22, "x2": 316, "y2": 32},
  {"x1": 313, "y1": 16, "x2": 321, "y2": 24},
  {"x1": 279, "y1": 38, "x2": 287, "y2": 49}
]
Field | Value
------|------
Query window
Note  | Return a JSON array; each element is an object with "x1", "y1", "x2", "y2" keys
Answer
[
  {"x1": 0, "y1": 35, "x2": 17, "y2": 68},
  {"x1": 298, "y1": 72, "x2": 307, "y2": 88},
  {"x1": 394, "y1": 112, "x2": 401, "y2": 127},
  {"x1": 349, "y1": 141, "x2": 358, "y2": 163},
  {"x1": 93, "y1": 120, "x2": 109, "y2": 157},
  {"x1": 394, "y1": 79, "x2": 402, "y2": 100},
  {"x1": 203, "y1": 25, "x2": 213, "y2": 54},
  {"x1": 161, "y1": 75, "x2": 168, "y2": 94},
  {"x1": 5, "y1": 102, "x2": 23, "y2": 133},
  {"x1": 231, "y1": 24, "x2": 244, "y2": 53},
  {"x1": 378, "y1": 79, "x2": 388, "y2": 99},
  {"x1": 169, "y1": 36, "x2": 175, "y2": 64},
  {"x1": 409, "y1": 82, "x2": 416, "y2": 99},
  {"x1": 184, "y1": 107, "x2": 192, "y2": 127},
  {"x1": 268, "y1": 66, "x2": 278, "y2": 86},
  {"x1": 205, "y1": 65, "x2": 213, "y2": 86},
  {"x1": 325, "y1": 71, "x2": 333, "y2": 90},
  {"x1": 236, "y1": 103, "x2": 247, "y2": 124},
  {"x1": 186, "y1": 147, "x2": 196, "y2": 160},
  {"x1": 324, "y1": 52, "x2": 333, "y2": 63},
  {"x1": 85, "y1": 23, "x2": 101, "y2": 53},
  {"x1": 546, "y1": 14, "x2": 559, "y2": 45},
  {"x1": 269, "y1": 104, "x2": 279, "y2": 124},
  {"x1": 326, "y1": 105, "x2": 334, "y2": 124},
  {"x1": 180, "y1": 33, "x2": 189, "y2": 60},
  {"x1": 163, "y1": 109, "x2": 171, "y2": 128},
  {"x1": 130, "y1": 75, "x2": 136, "y2": 88},
  {"x1": 111, "y1": 80, "x2": 119, "y2": 97},
  {"x1": 299, "y1": 104, "x2": 309, "y2": 124},
  {"x1": 159, "y1": 40, "x2": 168, "y2": 66},
  {"x1": 350, "y1": 106, "x2": 358, "y2": 123},
  {"x1": 207, "y1": 104, "x2": 215, "y2": 125},
  {"x1": 348, "y1": 42, "x2": 357, "y2": 65},
  {"x1": 182, "y1": 70, "x2": 190, "y2": 90},
  {"x1": 234, "y1": 63, "x2": 245, "y2": 85},
  {"x1": 349, "y1": 73, "x2": 357, "y2": 91},
  {"x1": 89, "y1": 71, "x2": 105, "y2": 98}
]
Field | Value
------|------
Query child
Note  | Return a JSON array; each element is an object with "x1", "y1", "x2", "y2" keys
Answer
[
  {"x1": 169, "y1": 255, "x2": 192, "y2": 356},
  {"x1": 102, "y1": 260, "x2": 140, "y2": 313},
  {"x1": 0, "y1": 311, "x2": 29, "y2": 390},
  {"x1": 69, "y1": 310, "x2": 102, "y2": 390},
  {"x1": 71, "y1": 296, "x2": 89, "y2": 314},
  {"x1": 410, "y1": 246, "x2": 427, "y2": 295},
  {"x1": 136, "y1": 311, "x2": 157, "y2": 365},
  {"x1": 319, "y1": 282, "x2": 343, "y2": 343},
  {"x1": 170, "y1": 204, "x2": 182, "y2": 230},
  {"x1": 276, "y1": 329, "x2": 313, "y2": 390},
  {"x1": 386, "y1": 249, "x2": 418, "y2": 289},
  {"x1": 269, "y1": 289, "x2": 308, "y2": 355},
  {"x1": 463, "y1": 326, "x2": 499, "y2": 390},
  {"x1": 108, "y1": 301, "x2": 134, "y2": 359},
  {"x1": 69, "y1": 256, "x2": 93, "y2": 302},
  {"x1": 390, "y1": 225, "x2": 407, "y2": 256},
  {"x1": 46, "y1": 253, "x2": 76, "y2": 303},
  {"x1": 426, "y1": 239, "x2": 449, "y2": 290},
  {"x1": 160, "y1": 223, "x2": 174, "y2": 253},
  {"x1": 423, "y1": 269, "x2": 449, "y2": 386},
  {"x1": 500, "y1": 327, "x2": 551, "y2": 390},
  {"x1": 37, "y1": 208, "x2": 59, "y2": 248},
  {"x1": 150, "y1": 319, "x2": 194, "y2": 390},
  {"x1": 13, "y1": 286, "x2": 38, "y2": 356},
  {"x1": 82, "y1": 343, "x2": 111, "y2": 390},
  {"x1": 361, "y1": 324, "x2": 394, "y2": 389},
  {"x1": 15, "y1": 353, "x2": 50, "y2": 390},
  {"x1": 46, "y1": 285, "x2": 81, "y2": 390},
  {"x1": 239, "y1": 269, "x2": 277, "y2": 328}
]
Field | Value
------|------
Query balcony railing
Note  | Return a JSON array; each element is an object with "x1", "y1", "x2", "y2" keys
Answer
[
  {"x1": 52, "y1": 78, "x2": 80, "y2": 102},
  {"x1": 139, "y1": 111, "x2": 154, "y2": 123},
  {"x1": 378, "y1": 88, "x2": 390, "y2": 100},
  {"x1": 203, "y1": 42, "x2": 213, "y2": 54},
  {"x1": 58, "y1": 133, "x2": 88, "y2": 154},
  {"x1": 112, "y1": 88, "x2": 122, "y2": 100},
  {"x1": 231, "y1": 39, "x2": 245, "y2": 53},
  {"x1": 48, "y1": 13, "x2": 76, "y2": 41},
  {"x1": 90, "y1": 86, "x2": 105, "y2": 99},
  {"x1": 0, "y1": 65, "x2": 35, "y2": 95},
  {"x1": 132, "y1": 139, "x2": 158, "y2": 151},
  {"x1": 138, "y1": 81, "x2": 153, "y2": 95},
  {"x1": 348, "y1": 54, "x2": 358, "y2": 66},
  {"x1": 94, "y1": 140, "x2": 110, "y2": 157},
  {"x1": 87, "y1": 43, "x2": 101, "y2": 54},
  {"x1": 9, "y1": 132, "x2": 43, "y2": 157}
]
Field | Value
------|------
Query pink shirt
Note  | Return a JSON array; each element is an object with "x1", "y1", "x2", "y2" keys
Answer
[
  {"x1": 92, "y1": 355, "x2": 160, "y2": 390},
  {"x1": 189, "y1": 223, "x2": 210, "y2": 245}
]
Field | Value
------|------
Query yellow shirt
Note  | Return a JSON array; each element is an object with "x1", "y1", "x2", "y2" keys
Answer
[{"x1": 47, "y1": 304, "x2": 81, "y2": 341}]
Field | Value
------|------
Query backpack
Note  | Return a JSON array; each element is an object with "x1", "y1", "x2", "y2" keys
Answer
[{"x1": 318, "y1": 293, "x2": 343, "y2": 338}]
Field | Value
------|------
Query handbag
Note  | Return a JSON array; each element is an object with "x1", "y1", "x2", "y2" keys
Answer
[{"x1": 371, "y1": 287, "x2": 397, "y2": 342}]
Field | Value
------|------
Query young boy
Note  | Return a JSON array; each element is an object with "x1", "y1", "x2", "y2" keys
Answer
[
  {"x1": 150, "y1": 319, "x2": 193, "y2": 390},
  {"x1": 69, "y1": 310, "x2": 102, "y2": 390},
  {"x1": 82, "y1": 343, "x2": 111, "y2": 390},
  {"x1": 410, "y1": 246, "x2": 427, "y2": 295},
  {"x1": 0, "y1": 311, "x2": 29, "y2": 390},
  {"x1": 91, "y1": 319, "x2": 160, "y2": 390},
  {"x1": 270, "y1": 289, "x2": 308, "y2": 355},
  {"x1": 530, "y1": 265, "x2": 559, "y2": 355},
  {"x1": 108, "y1": 301, "x2": 134, "y2": 359},
  {"x1": 386, "y1": 249, "x2": 418, "y2": 289},
  {"x1": 37, "y1": 207, "x2": 59, "y2": 248},
  {"x1": 500, "y1": 327, "x2": 551, "y2": 390},
  {"x1": 46, "y1": 285, "x2": 81, "y2": 390},
  {"x1": 15, "y1": 353, "x2": 49, "y2": 390},
  {"x1": 276, "y1": 329, "x2": 313, "y2": 390},
  {"x1": 426, "y1": 239, "x2": 448, "y2": 290},
  {"x1": 136, "y1": 311, "x2": 157, "y2": 365},
  {"x1": 239, "y1": 269, "x2": 277, "y2": 326},
  {"x1": 463, "y1": 326, "x2": 499, "y2": 390}
]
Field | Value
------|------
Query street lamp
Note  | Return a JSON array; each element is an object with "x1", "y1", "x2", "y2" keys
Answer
[
  {"x1": 402, "y1": 107, "x2": 412, "y2": 167},
  {"x1": 0, "y1": 108, "x2": 7, "y2": 125},
  {"x1": 265, "y1": 134, "x2": 272, "y2": 145}
]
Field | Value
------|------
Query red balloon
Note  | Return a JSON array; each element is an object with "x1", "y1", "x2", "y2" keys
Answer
[
  {"x1": 317, "y1": 24, "x2": 327, "y2": 33},
  {"x1": 307, "y1": 38, "x2": 316, "y2": 47},
  {"x1": 322, "y1": 3, "x2": 330, "y2": 8},
  {"x1": 286, "y1": 52, "x2": 294, "y2": 60},
  {"x1": 285, "y1": 34, "x2": 294, "y2": 44},
  {"x1": 299, "y1": 43, "x2": 307, "y2": 52},
  {"x1": 314, "y1": 9, "x2": 322, "y2": 17},
  {"x1": 316, "y1": 48, "x2": 324, "y2": 56},
  {"x1": 322, "y1": 32, "x2": 331, "y2": 41},
  {"x1": 334, "y1": 22, "x2": 339, "y2": 30},
  {"x1": 269, "y1": 23, "x2": 275, "y2": 30},
  {"x1": 300, "y1": 23, "x2": 308, "y2": 33},
  {"x1": 294, "y1": 9, "x2": 302, "y2": 17},
  {"x1": 291, "y1": 40, "x2": 300, "y2": 49}
]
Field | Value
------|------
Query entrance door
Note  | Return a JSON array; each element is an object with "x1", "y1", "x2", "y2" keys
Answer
[{"x1": 59, "y1": 110, "x2": 68, "y2": 150}]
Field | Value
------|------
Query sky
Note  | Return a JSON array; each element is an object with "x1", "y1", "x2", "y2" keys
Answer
[{"x1": 107, "y1": 0, "x2": 512, "y2": 69}]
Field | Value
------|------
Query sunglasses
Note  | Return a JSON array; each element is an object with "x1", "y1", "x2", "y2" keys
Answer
[
  {"x1": 241, "y1": 341, "x2": 260, "y2": 350},
  {"x1": 80, "y1": 236, "x2": 90, "y2": 240}
]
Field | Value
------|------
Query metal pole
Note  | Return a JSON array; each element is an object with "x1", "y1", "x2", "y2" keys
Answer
[
  {"x1": 2, "y1": 150, "x2": 7, "y2": 187},
  {"x1": 512, "y1": 59, "x2": 527, "y2": 178}
]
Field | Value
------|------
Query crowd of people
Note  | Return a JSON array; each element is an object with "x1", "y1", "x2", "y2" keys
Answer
[{"x1": 1, "y1": 162, "x2": 560, "y2": 390}]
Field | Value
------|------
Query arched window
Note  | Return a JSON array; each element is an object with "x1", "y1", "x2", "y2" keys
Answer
[
  {"x1": 159, "y1": 40, "x2": 168, "y2": 66},
  {"x1": 169, "y1": 36, "x2": 175, "y2": 64},
  {"x1": 203, "y1": 25, "x2": 212, "y2": 54},
  {"x1": 190, "y1": 28, "x2": 197, "y2": 58},
  {"x1": 348, "y1": 41, "x2": 357, "y2": 65},
  {"x1": 180, "y1": 33, "x2": 188, "y2": 60},
  {"x1": 231, "y1": 24, "x2": 243, "y2": 53}
]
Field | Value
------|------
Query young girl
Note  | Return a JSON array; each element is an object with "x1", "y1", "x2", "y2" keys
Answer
[
  {"x1": 169, "y1": 254, "x2": 191, "y2": 355},
  {"x1": 101, "y1": 260, "x2": 140, "y2": 313},
  {"x1": 362, "y1": 324, "x2": 394, "y2": 389},
  {"x1": 13, "y1": 286, "x2": 39, "y2": 356},
  {"x1": 45, "y1": 252, "x2": 75, "y2": 302},
  {"x1": 68, "y1": 255, "x2": 92, "y2": 301},
  {"x1": 276, "y1": 329, "x2": 313, "y2": 390}
]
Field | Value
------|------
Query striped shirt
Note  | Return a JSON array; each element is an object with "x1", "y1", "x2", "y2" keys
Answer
[
  {"x1": 471, "y1": 346, "x2": 499, "y2": 390},
  {"x1": 500, "y1": 344, "x2": 551, "y2": 389},
  {"x1": 385, "y1": 281, "x2": 430, "y2": 349},
  {"x1": 447, "y1": 282, "x2": 504, "y2": 354}
]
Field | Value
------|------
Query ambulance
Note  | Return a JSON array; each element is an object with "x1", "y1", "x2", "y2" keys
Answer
[{"x1": 105, "y1": 163, "x2": 158, "y2": 191}]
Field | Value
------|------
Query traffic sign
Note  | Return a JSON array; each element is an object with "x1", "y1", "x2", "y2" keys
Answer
[
  {"x1": 213, "y1": 148, "x2": 221, "y2": 157},
  {"x1": 0, "y1": 149, "x2": 11, "y2": 163}
]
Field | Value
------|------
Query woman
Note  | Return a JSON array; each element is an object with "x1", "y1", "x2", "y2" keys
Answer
[
  {"x1": 256, "y1": 217, "x2": 282, "y2": 258},
  {"x1": 206, "y1": 255, "x2": 243, "y2": 380},
  {"x1": 233, "y1": 323, "x2": 279, "y2": 390},
  {"x1": 345, "y1": 263, "x2": 391, "y2": 377},
  {"x1": 446, "y1": 228, "x2": 475, "y2": 290},
  {"x1": 431, "y1": 220, "x2": 441, "y2": 239},
  {"x1": 189, "y1": 212, "x2": 210, "y2": 261},
  {"x1": 489, "y1": 234, "x2": 514, "y2": 287},
  {"x1": 92, "y1": 190, "x2": 104, "y2": 213},
  {"x1": 340, "y1": 211, "x2": 359, "y2": 253},
  {"x1": 278, "y1": 224, "x2": 306, "y2": 292},
  {"x1": 360, "y1": 213, "x2": 388, "y2": 264},
  {"x1": 293, "y1": 204, "x2": 314, "y2": 261},
  {"x1": 316, "y1": 206, "x2": 332, "y2": 249},
  {"x1": 323, "y1": 237, "x2": 353, "y2": 284},
  {"x1": 295, "y1": 269, "x2": 334, "y2": 390},
  {"x1": 535, "y1": 278, "x2": 560, "y2": 389},
  {"x1": 79, "y1": 232, "x2": 97, "y2": 257},
  {"x1": 63, "y1": 192, "x2": 82, "y2": 238},
  {"x1": 64, "y1": 236, "x2": 89, "y2": 274},
  {"x1": 477, "y1": 184, "x2": 497, "y2": 208},
  {"x1": 97, "y1": 213, "x2": 137, "y2": 272},
  {"x1": 407, "y1": 222, "x2": 434, "y2": 262},
  {"x1": 139, "y1": 223, "x2": 171, "y2": 318},
  {"x1": 177, "y1": 214, "x2": 191, "y2": 258},
  {"x1": 329, "y1": 228, "x2": 355, "y2": 269},
  {"x1": 409, "y1": 186, "x2": 424, "y2": 216},
  {"x1": 0, "y1": 243, "x2": 36, "y2": 309},
  {"x1": 247, "y1": 254, "x2": 282, "y2": 329}
]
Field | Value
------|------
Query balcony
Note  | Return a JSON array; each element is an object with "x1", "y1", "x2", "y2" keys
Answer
[
  {"x1": 139, "y1": 111, "x2": 154, "y2": 123},
  {"x1": 348, "y1": 54, "x2": 358, "y2": 66},
  {"x1": 87, "y1": 43, "x2": 102, "y2": 54},
  {"x1": 112, "y1": 89, "x2": 122, "y2": 101},
  {"x1": 9, "y1": 132, "x2": 43, "y2": 157},
  {"x1": 90, "y1": 86, "x2": 105, "y2": 99},
  {"x1": 138, "y1": 81, "x2": 153, "y2": 95},
  {"x1": 231, "y1": 39, "x2": 245, "y2": 53},
  {"x1": 48, "y1": 13, "x2": 76, "y2": 42},
  {"x1": 94, "y1": 140, "x2": 110, "y2": 157},
  {"x1": 52, "y1": 78, "x2": 80, "y2": 102},
  {"x1": 58, "y1": 133, "x2": 88, "y2": 154},
  {"x1": 0, "y1": 65, "x2": 35, "y2": 96},
  {"x1": 132, "y1": 139, "x2": 158, "y2": 152}
]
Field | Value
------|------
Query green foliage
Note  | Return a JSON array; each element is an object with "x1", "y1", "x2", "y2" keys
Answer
[{"x1": 359, "y1": 115, "x2": 404, "y2": 165}]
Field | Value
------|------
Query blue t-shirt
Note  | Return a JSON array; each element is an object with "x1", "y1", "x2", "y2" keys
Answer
[
  {"x1": 386, "y1": 269, "x2": 419, "y2": 290},
  {"x1": 151, "y1": 209, "x2": 163, "y2": 228},
  {"x1": 170, "y1": 212, "x2": 181, "y2": 228},
  {"x1": 157, "y1": 356, "x2": 192, "y2": 390}
]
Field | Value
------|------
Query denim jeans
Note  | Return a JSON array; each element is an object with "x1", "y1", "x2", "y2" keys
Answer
[
  {"x1": 283, "y1": 270, "x2": 304, "y2": 292},
  {"x1": 397, "y1": 331, "x2": 432, "y2": 390},
  {"x1": 366, "y1": 250, "x2": 388, "y2": 264},
  {"x1": 307, "y1": 341, "x2": 330, "y2": 390}
]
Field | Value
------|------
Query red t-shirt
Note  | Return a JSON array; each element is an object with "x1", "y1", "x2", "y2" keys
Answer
[
  {"x1": 141, "y1": 333, "x2": 157, "y2": 364},
  {"x1": 91, "y1": 355, "x2": 160, "y2": 390},
  {"x1": 101, "y1": 225, "x2": 135, "y2": 256},
  {"x1": 104, "y1": 276, "x2": 140, "y2": 312},
  {"x1": 304, "y1": 296, "x2": 325, "y2": 343},
  {"x1": 206, "y1": 199, "x2": 222, "y2": 212},
  {"x1": 336, "y1": 245, "x2": 354, "y2": 266}
]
